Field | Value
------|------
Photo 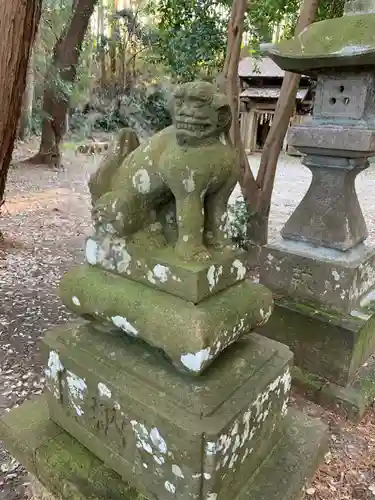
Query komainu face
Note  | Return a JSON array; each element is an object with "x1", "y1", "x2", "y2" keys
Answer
[{"x1": 173, "y1": 81, "x2": 232, "y2": 146}]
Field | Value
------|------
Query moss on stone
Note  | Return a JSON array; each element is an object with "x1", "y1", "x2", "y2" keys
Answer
[
  {"x1": 0, "y1": 398, "x2": 146, "y2": 500},
  {"x1": 59, "y1": 264, "x2": 273, "y2": 374},
  {"x1": 274, "y1": 14, "x2": 375, "y2": 58}
]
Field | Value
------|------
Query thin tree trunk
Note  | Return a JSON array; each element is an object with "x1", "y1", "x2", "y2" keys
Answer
[
  {"x1": 98, "y1": 0, "x2": 106, "y2": 89},
  {"x1": 0, "y1": 0, "x2": 42, "y2": 233},
  {"x1": 25, "y1": 0, "x2": 98, "y2": 167},
  {"x1": 18, "y1": 52, "x2": 35, "y2": 140},
  {"x1": 247, "y1": 0, "x2": 320, "y2": 245}
]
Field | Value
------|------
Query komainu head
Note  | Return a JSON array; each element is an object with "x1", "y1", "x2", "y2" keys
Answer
[{"x1": 173, "y1": 81, "x2": 232, "y2": 146}]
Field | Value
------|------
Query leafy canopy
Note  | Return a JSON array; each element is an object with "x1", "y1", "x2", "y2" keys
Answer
[{"x1": 146, "y1": 0, "x2": 346, "y2": 82}]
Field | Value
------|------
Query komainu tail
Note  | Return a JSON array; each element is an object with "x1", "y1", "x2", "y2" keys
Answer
[{"x1": 88, "y1": 128, "x2": 140, "y2": 204}]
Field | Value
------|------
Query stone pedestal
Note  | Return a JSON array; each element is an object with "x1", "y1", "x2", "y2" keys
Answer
[
  {"x1": 0, "y1": 398, "x2": 326, "y2": 500},
  {"x1": 259, "y1": 1, "x2": 375, "y2": 420},
  {"x1": 0, "y1": 324, "x2": 327, "y2": 500},
  {"x1": 42, "y1": 323, "x2": 293, "y2": 500}
]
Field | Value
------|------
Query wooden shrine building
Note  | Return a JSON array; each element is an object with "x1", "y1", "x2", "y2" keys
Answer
[{"x1": 239, "y1": 56, "x2": 314, "y2": 154}]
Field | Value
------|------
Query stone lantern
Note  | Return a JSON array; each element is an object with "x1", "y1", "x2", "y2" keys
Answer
[{"x1": 259, "y1": 0, "x2": 375, "y2": 420}]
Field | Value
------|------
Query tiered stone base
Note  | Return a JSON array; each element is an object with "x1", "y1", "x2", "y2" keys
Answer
[
  {"x1": 258, "y1": 296, "x2": 375, "y2": 421},
  {"x1": 1, "y1": 398, "x2": 327, "y2": 500},
  {"x1": 41, "y1": 323, "x2": 296, "y2": 499}
]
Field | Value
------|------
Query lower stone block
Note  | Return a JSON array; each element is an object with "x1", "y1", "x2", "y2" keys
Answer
[
  {"x1": 293, "y1": 355, "x2": 375, "y2": 421},
  {"x1": 0, "y1": 397, "x2": 327, "y2": 500},
  {"x1": 41, "y1": 322, "x2": 293, "y2": 500},
  {"x1": 258, "y1": 296, "x2": 375, "y2": 420}
]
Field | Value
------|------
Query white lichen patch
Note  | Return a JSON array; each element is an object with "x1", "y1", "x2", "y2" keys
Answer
[
  {"x1": 153, "y1": 264, "x2": 171, "y2": 283},
  {"x1": 147, "y1": 264, "x2": 172, "y2": 285},
  {"x1": 132, "y1": 168, "x2": 151, "y2": 194},
  {"x1": 131, "y1": 421, "x2": 169, "y2": 466},
  {"x1": 164, "y1": 481, "x2": 176, "y2": 494},
  {"x1": 259, "y1": 306, "x2": 273, "y2": 325},
  {"x1": 207, "y1": 265, "x2": 223, "y2": 292},
  {"x1": 210, "y1": 367, "x2": 291, "y2": 473},
  {"x1": 180, "y1": 348, "x2": 211, "y2": 373},
  {"x1": 231, "y1": 259, "x2": 246, "y2": 281},
  {"x1": 205, "y1": 441, "x2": 217, "y2": 456},
  {"x1": 85, "y1": 238, "x2": 99, "y2": 265},
  {"x1": 147, "y1": 270, "x2": 156, "y2": 284},
  {"x1": 172, "y1": 464, "x2": 184, "y2": 478},
  {"x1": 45, "y1": 350, "x2": 64, "y2": 399},
  {"x1": 98, "y1": 382, "x2": 112, "y2": 399},
  {"x1": 351, "y1": 261, "x2": 375, "y2": 300},
  {"x1": 72, "y1": 296, "x2": 81, "y2": 307},
  {"x1": 66, "y1": 371, "x2": 87, "y2": 416},
  {"x1": 331, "y1": 269, "x2": 341, "y2": 281},
  {"x1": 150, "y1": 427, "x2": 168, "y2": 454},
  {"x1": 207, "y1": 494, "x2": 218, "y2": 500},
  {"x1": 111, "y1": 316, "x2": 138, "y2": 336},
  {"x1": 182, "y1": 169, "x2": 196, "y2": 193},
  {"x1": 117, "y1": 249, "x2": 132, "y2": 274},
  {"x1": 210, "y1": 314, "x2": 249, "y2": 359}
]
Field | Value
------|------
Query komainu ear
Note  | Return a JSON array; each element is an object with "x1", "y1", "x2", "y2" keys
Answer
[{"x1": 217, "y1": 104, "x2": 232, "y2": 132}]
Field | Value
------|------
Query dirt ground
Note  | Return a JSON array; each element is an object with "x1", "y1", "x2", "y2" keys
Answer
[{"x1": 0, "y1": 137, "x2": 374, "y2": 500}]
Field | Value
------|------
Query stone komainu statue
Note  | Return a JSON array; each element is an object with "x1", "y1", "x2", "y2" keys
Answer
[
  {"x1": 60, "y1": 80, "x2": 273, "y2": 376},
  {"x1": 88, "y1": 81, "x2": 239, "y2": 261}
]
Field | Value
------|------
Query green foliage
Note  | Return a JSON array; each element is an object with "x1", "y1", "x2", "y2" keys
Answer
[
  {"x1": 316, "y1": 0, "x2": 345, "y2": 21},
  {"x1": 27, "y1": 0, "x2": 347, "y2": 142},
  {"x1": 227, "y1": 197, "x2": 252, "y2": 249},
  {"x1": 246, "y1": 0, "x2": 300, "y2": 47},
  {"x1": 146, "y1": 0, "x2": 229, "y2": 82},
  {"x1": 69, "y1": 84, "x2": 172, "y2": 137}
]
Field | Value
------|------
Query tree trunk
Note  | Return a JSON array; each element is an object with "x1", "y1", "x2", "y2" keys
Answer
[
  {"x1": 25, "y1": 0, "x2": 98, "y2": 168},
  {"x1": 98, "y1": 0, "x2": 106, "y2": 89},
  {"x1": 18, "y1": 52, "x2": 35, "y2": 141},
  {"x1": 0, "y1": 0, "x2": 41, "y2": 231},
  {"x1": 247, "y1": 0, "x2": 319, "y2": 245}
]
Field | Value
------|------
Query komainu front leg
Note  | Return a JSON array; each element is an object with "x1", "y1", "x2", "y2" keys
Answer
[
  {"x1": 174, "y1": 194, "x2": 211, "y2": 262},
  {"x1": 205, "y1": 175, "x2": 238, "y2": 251}
]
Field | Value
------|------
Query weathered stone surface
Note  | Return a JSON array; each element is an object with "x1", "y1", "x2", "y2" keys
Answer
[
  {"x1": 312, "y1": 73, "x2": 375, "y2": 127},
  {"x1": 293, "y1": 354, "x2": 375, "y2": 421},
  {"x1": 0, "y1": 397, "x2": 327, "y2": 500},
  {"x1": 41, "y1": 322, "x2": 293, "y2": 500},
  {"x1": 85, "y1": 234, "x2": 247, "y2": 303},
  {"x1": 280, "y1": 155, "x2": 369, "y2": 251},
  {"x1": 59, "y1": 266, "x2": 273, "y2": 375},
  {"x1": 257, "y1": 295, "x2": 375, "y2": 387},
  {"x1": 89, "y1": 81, "x2": 239, "y2": 264},
  {"x1": 0, "y1": 398, "x2": 144, "y2": 500},
  {"x1": 260, "y1": 239, "x2": 375, "y2": 313},
  {"x1": 288, "y1": 126, "x2": 375, "y2": 156}
]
